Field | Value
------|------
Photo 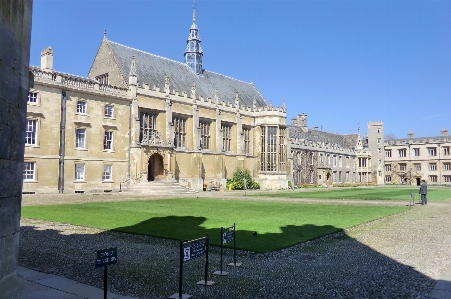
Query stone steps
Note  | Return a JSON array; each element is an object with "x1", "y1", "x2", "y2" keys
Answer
[{"x1": 128, "y1": 181, "x2": 198, "y2": 195}]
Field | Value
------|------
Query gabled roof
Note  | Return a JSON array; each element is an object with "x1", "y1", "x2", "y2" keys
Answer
[
  {"x1": 288, "y1": 126, "x2": 357, "y2": 150},
  {"x1": 106, "y1": 40, "x2": 268, "y2": 108}
]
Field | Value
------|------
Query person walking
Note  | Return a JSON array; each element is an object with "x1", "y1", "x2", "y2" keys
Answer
[{"x1": 419, "y1": 179, "x2": 428, "y2": 205}]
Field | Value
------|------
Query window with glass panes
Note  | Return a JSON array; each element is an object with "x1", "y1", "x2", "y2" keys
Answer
[
  {"x1": 278, "y1": 127, "x2": 286, "y2": 171},
  {"x1": 104, "y1": 131, "x2": 113, "y2": 150},
  {"x1": 27, "y1": 92, "x2": 38, "y2": 104},
  {"x1": 76, "y1": 128, "x2": 86, "y2": 148},
  {"x1": 243, "y1": 127, "x2": 250, "y2": 154},
  {"x1": 77, "y1": 101, "x2": 87, "y2": 114},
  {"x1": 103, "y1": 164, "x2": 112, "y2": 181},
  {"x1": 104, "y1": 105, "x2": 114, "y2": 118},
  {"x1": 140, "y1": 112, "x2": 157, "y2": 143},
  {"x1": 75, "y1": 164, "x2": 85, "y2": 181},
  {"x1": 23, "y1": 162, "x2": 35, "y2": 181},
  {"x1": 222, "y1": 124, "x2": 231, "y2": 152},
  {"x1": 173, "y1": 117, "x2": 186, "y2": 148},
  {"x1": 199, "y1": 121, "x2": 210, "y2": 149},
  {"x1": 414, "y1": 163, "x2": 421, "y2": 171},
  {"x1": 260, "y1": 126, "x2": 277, "y2": 171},
  {"x1": 25, "y1": 119, "x2": 37, "y2": 145}
]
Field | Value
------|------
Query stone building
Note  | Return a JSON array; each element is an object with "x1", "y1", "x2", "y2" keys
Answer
[
  {"x1": 24, "y1": 7, "x2": 288, "y2": 193},
  {"x1": 288, "y1": 114, "x2": 384, "y2": 186},
  {"x1": 384, "y1": 129, "x2": 451, "y2": 185},
  {"x1": 0, "y1": 1, "x2": 33, "y2": 298}
]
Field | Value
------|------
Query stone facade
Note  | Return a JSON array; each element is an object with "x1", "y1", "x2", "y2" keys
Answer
[
  {"x1": 384, "y1": 130, "x2": 451, "y2": 185},
  {"x1": 0, "y1": 1, "x2": 33, "y2": 298}
]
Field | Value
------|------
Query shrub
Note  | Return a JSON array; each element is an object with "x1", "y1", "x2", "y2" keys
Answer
[{"x1": 228, "y1": 168, "x2": 260, "y2": 190}]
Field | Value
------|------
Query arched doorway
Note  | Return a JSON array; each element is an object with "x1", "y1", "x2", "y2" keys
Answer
[{"x1": 147, "y1": 153, "x2": 164, "y2": 181}]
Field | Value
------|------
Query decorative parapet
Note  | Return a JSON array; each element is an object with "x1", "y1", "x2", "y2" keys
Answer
[
  {"x1": 138, "y1": 131, "x2": 174, "y2": 148},
  {"x1": 30, "y1": 66, "x2": 128, "y2": 97}
]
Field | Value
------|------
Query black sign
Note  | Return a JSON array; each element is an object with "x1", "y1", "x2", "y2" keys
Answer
[
  {"x1": 222, "y1": 230, "x2": 234, "y2": 245},
  {"x1": 183, "y1": 241, "x2": 206, "y2": 262},
  {"x1": 95, "y1": 247, "x2": 117, "y2": 268}
]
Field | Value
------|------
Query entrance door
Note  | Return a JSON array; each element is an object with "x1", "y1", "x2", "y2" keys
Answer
[
  {"x1": 148, "y1": 162, "x2": 154, "y2": 181},
  {"x1": 147, "y1": 153, "x2": 164, "y2": 181},
  {"x1": 416, "y1": 178, "x2": 421, "y2": 186}
]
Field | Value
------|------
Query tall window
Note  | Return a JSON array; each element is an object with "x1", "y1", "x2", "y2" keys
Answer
[
  {"x1": 444, "y1": 176, "x2": 451, "y2": 183},
  {"x1": 222, "y1": 124, "x2": 231, "y2": 152},
  {"x1": 199, "y1": 121, "x2": 210, "y2": 150},
  {"x1": 429, "y1": 163, "x2": 437, "y2": 171},
  {"x1": 399, "y1": 163, "x2": 406, "y2": 171},
  {"x1": 398, "y1": 149, "x2": 406, "y2": 157},
  {"x1": 260, "y1": 126, "x2": 277, "y2": 171},
  {"x1": 77, "y1": 101, "x2": 87, "y2": 114},
  {"x1": 76, "y1": 128, "x2": 86, "y2": 148},
  {"x1": 23, "y1": 162, "x2": 35, "y2": 181},
  {"x1": 427, "y1": 147, "x2": 437, "y2": 156},
  {"x1": 443, "y1": 147, "x2": 450, "y2": 156},
  {"x1": 103, "y1": 164, "x2": 112, "y2": 181},
  {"x1": 140, "y1": 112, "x2": 157, "y2": 143},
  {"x1": 104, "y1": 105, "x2": 114, "y2": 118},
  {"x1": 173, "y1": 117, "x2": 186, "y2": 148},
  {"x1": 385, "y1": 150, "x2": 392, "y2": 158},
  {"x1": 243, "y1": 127, "x2": 250, "y2": 154},
  {"x1": 385, "y1": 164, "x2": 391, "y2": 172},
  {"x1": 27, "y1": 92, "x2": 38, "y2": 104},
  {"x1": 385, "y1": 176, "x2": 392, "y2": 183},
  {"x1": 414, "y1": 163, "x2": 421, "y2": 171},
  {"x1": 413, "y1": 148, "x2": 420, "y2": 156},
  {"x1": 429, "y1": 175, "x2": 437, "y2": 183},
  {"x1": 279, "y1": 127, "x2": 286, "y2": 172},
  {"x1": 25, "y1": 119, "x2": 37, "y2": 145},
  {"x1": 104, "y1": 131, "x2": 113, "y2": 150},
  {"x1": 444, "y1": 163, "x2": 451, "y2": 171},
  {"x1": 75, "y1": 163, "x2": 85, "y2": 181}
]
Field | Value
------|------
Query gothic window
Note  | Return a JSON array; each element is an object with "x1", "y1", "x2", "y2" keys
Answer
[
  {"x1": 278, "y1": 127, "x2": 286, "y2": 172},
  {"x1": 200, "y1": 121, "x2": 210, "y2": 150},
  {"x1": 140, "y1": 112, "x2": 157, "y2": 143},
  {"x1": 222, "y1": 123, "x2": 232, "y2": 152},
  {"x1": 260, "y1": 126, "x2": 277, "y2": 172},
  {"x1": 173, "y1": 117, "x2": 186, "y2": 148},
  {"x1": 243, "y1": 127, "x2": 250, "y2": 154}
]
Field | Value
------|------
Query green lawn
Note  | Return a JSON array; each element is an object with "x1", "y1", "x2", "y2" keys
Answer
[
  {"x1": 22, "y1": 198, "x2": 408, "y2": 252},
  {"x1": 254, "y1": 187, "x2": 451, "y2": 200}
]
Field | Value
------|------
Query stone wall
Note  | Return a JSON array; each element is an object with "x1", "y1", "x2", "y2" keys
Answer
[{"x1": 0, "y1": 1, "x2": 33, "y2": 298}]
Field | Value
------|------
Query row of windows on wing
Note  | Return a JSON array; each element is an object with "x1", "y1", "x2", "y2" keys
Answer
[
  {"x1": 385, "y1": 147, "x2": 451, "y2": 157},
  {"x1": 292, "y1": 151, "x2": 357, "y2": 167},
  {"x1": 28, "y1": 92, "x2": 115, "y2": 118},
  {"x1": 23, "y1": 161, "x2": 113, "y2": 182},
  {"x1": 25, "y1": 119, "x2": 114, "y2": 151},
  {"x1": 384, "y1": 174, "x2": 451, "y2": 183},
  {"x1": 293, "y1": 170, "x2": 361, "y2": 185},
  {"x1": 384, "y1": 162, "x2": 451, "y2": 172},
  {"x1": 139, "y1": 112, "x2": 251, "y2": 153}
]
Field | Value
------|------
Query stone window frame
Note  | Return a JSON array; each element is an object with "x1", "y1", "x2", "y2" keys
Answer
[
  {"x1": 104, "y1": 104, "x2": 114, "y2": 118},
  {"x1": 27, "y1": 91, "x2": 39, "y2": 104},
  {"x1": 443, "y1": 147, "x2": 450, "y2": 156},
  {"x1": 399, "y1": 163, "x2": 407, "y2": 171},
  {"x1": 429, "y1": 163, "x2": 437, "y2": 171},
  {"x1": 243, "y1": 126, "x2": 251, "y2": 155},
  {"x1": 103, "y1": 131, "x2": 113, "y2": 151},
  {"x1": 443, "y1": 163, "x2": 450, "y2": 171},
  {"x1": 385, "y1": 150, "x2": 392, "y2": 158},
  {"x1": 23, "y1": 161, "x2": 36, "y2": 181},
  {"x1": 221, "y1": 123, "x2": 232, "y2": 152},
  {"x1": 140, "y1": 111, "x2": 158, "y2": 143},
  {"x1": 429, "y1": 175, "x2": 437, "y2": 183},
  {"x1": 74, "y1": 163, "x2": 85, "y2": 181},
  {"x1": 25, "y1": 118, "x2": 38, "y2": 146},
  {"x1": 398, "y1": 148, "x2": 407, "y2": 157},
  {"x1": 427, "y1": 147, "x2": 437, "y2": 157},
  {"x1": 76, "y1": 100, "x2": 87, "y2": 115},
  {"x1": 414, "y1": 163, "x2": 422, "y2": 171},
  {"x1": 199, "y1": 120, "x2": 211, "y2": 150},
  {"x1": 103, "y1": 164, "x2": 113, "y2": 181},
  {"x1": 385, "y1": 164, "x2": 391, "y2": 172},
  {"x1": 385, "y1": 175, "x2": 392, "y2": 182},
  {"x1": 75, "y1": 128, "x2": 87, "y2": 149},
  {"x1": 444, "y1": 175, "x2": 451, "y2": 183},
  {"x1": 260, "y1": 126, "x2": 278, "y2": 172},
  {"x1": 413, "y1": 148, "x2": 420, "y2": 156},
  {"x1": 173, "y1": 116, "x2": 187, "y2": 149}
]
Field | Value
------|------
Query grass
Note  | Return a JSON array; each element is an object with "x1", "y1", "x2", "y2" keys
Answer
[
  {"x1": 253, "y1": 187, "x2": 451, "y2": 200},
  {"x1": 22, "y1": 198, "x2": 408, "y2": 252}
]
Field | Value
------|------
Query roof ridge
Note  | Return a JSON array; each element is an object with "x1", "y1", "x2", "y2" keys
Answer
[
  {"x1": 205, "y1": 69, "x2": 253, "y2": 85},
  {"x1": 108, "y1": 40, "x2": 191, "y2": 69}
]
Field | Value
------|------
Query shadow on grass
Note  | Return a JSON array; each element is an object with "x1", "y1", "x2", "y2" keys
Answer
[
  {"x1": 113, "y1": 215, "x2": 342, "y2": 252},
  {"x1": 19, "y1": 218, "x2": 438, "y2": 299}
]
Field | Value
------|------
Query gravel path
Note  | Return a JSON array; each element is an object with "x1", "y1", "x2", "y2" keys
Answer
[{"x1": 19, "y1": 193, "x2": 451, "y2": 299}]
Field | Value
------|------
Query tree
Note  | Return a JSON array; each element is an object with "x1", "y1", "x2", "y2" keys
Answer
[{"x1": 385, "y1": 133, "x2": 396, "y2": 140}]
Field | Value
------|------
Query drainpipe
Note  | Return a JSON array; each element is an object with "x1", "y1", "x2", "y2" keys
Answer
[{"x1": 58, "y1": 90, "x2": 67, "y2": 193}]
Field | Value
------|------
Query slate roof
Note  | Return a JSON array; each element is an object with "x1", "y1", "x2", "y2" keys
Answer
[
  {"x1": 107, "y1": 40, "x2": 268, "y2": 108},
  {"x1": 288, "y1": 125, "x2": 357, "y2": 150},
  {"x1": 385, "y1": 135, "x2": 451, "y2": 144}
]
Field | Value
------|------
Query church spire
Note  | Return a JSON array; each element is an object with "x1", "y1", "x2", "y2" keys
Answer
[{"x1": 184, "y1": 0, "x2": 203, "y2": 74}]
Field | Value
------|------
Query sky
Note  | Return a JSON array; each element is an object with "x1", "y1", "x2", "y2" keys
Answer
[{"x1": 30, "y1": 0, "x2": 451, "y2": 139}]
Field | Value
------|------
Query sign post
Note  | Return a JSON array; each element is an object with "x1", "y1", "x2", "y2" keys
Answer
[
  {"x1": 169, "y1": 235, "x2": 214, "y2": 299},
  {"x1": 409, "y1": 192, "x2": 414, "y2": 206},
  {"x1": 95, "y1": 247, "x2": 117, "y2": 299},
  {"x1": 227, "y1": 223, "x2": 242, "y2": 267}
]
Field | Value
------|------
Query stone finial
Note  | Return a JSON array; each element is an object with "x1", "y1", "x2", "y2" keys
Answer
[
  {"x1": 191, "y1": 81, "x2": 196, "y2": 100},
  {"x1": 235, "y1": 92, "x2": 239, "y2": 105},
  {"x1": 282, "y1": 99, "x2": 286, "y2": 109},
  {"x1": 40, "y1": 46, "x2": 53, "y2": 71},
  {"x1": 407, "y1": 131, "x2": 414, "y2": 138},
  {"x1": 441, "y1": 128, "x2": 449, "y2": 136},
  {"x1": 214, "y1": 88, "x2": 219, "y2": 103},
  {"x1": 164, "y1": 75, "x2": 170, "y2": 94},
  {"x1": 252, "y1": 96, "x2": 257, "y2": 110},
  {"x1": 129, "y1": 56, "x2": 137, "y2": 86},
  {"x1": 103, "y1": 29, "x2": 107, "y2": 39}
]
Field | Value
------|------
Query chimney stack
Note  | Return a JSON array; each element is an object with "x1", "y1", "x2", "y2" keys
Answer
[
  {"x1": 441, "y1": 128, "x2": 449, "y2": 136},
  {"x1": 40, "y1": 46, "x2": 53, "y2": 71},
  {"x1": 291, "y1": 113, "x2": 308, "y2": 132},
  {"x1": 407, "y1": 131, "x2": 414, "y2": 138}
]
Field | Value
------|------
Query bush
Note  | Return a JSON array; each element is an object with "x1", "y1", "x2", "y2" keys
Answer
[{"x1": 227, "y1": 168, "x2": 260, "y2": 190}]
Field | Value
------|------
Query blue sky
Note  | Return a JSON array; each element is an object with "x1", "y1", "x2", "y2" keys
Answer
[{"x1": 30, "y1": 0, "x2": 451, "y2": 138}]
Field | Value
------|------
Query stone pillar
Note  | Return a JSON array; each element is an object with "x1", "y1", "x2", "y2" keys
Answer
[
  {"x1": 216, "y1": 108, "x2": 222, "y2": 153},
  {"x1": 0, "y1": 1, "x2": 33, "y2": 298}
]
